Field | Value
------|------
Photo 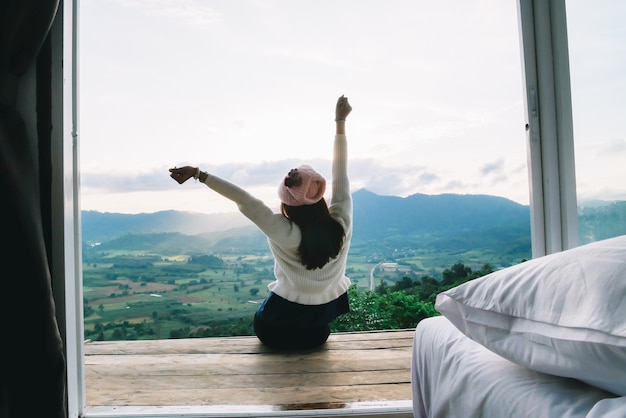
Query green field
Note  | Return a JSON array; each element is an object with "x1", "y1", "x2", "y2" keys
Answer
[{"x1": 82, "y1": 241, "x2": 522, "y2": 341}]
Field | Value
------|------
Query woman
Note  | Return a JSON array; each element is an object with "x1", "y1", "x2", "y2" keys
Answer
[{"x1": 169, "y1": 95, "x2": 353, "y2": 349}]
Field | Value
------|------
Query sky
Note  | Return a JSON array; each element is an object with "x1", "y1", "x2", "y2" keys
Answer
[{"x1": 78, "y1": 0, "x2": 626, "y2": 215}]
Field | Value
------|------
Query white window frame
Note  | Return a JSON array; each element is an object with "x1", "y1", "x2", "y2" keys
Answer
[
  {"x1": 517, "y1": 0, "x2": 579, "y2": 257},
  {"x1": 55, "y1": 0, "x2": 578, "y2": 416}
]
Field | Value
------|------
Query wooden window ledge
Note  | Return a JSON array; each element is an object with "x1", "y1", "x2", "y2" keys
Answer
[{"x1": 83, "y1": 329, "x2": 414, "y2": 416}]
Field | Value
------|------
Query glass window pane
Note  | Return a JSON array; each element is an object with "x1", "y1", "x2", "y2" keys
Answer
[
  {"x1": 567, "y1": 0, "x2": 626, "y2": 244},
  {"x1": 79, "y1": 0, "x2": 527, "y2": 342}
]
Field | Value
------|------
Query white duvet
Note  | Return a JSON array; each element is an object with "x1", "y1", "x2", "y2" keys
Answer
[{"x1": 411, "y1": 316, "x2": 626, "y2": 418}]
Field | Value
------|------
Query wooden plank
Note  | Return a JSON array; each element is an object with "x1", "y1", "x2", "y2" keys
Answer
[
  {"x1": 86, "y1": 369, "x2": 410, "y2": 390},
  {"x1": 84, "y1": 359, "x2": 412, "y2": 378},
  {"x1": 85, "y1": 347, "x2": 412, "y2": 366},
  {"x1": 87, "y1": 383, "x2": 412, "y2": 406},
  {"x1": 83, "y1": 330, "x2": 415, "y2": 355}
]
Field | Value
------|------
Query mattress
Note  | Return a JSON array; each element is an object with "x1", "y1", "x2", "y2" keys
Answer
[{"x1": 411, "y1": 316, "x2": 626, "y2": 418}]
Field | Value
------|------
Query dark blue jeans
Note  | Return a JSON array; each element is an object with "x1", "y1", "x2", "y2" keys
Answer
[
  {"x1": 253, "y1": 291, "x2": 349, "y2": 350},
  {"x1": 253, "y1": 313, "x2": 331, "y2": 350}
]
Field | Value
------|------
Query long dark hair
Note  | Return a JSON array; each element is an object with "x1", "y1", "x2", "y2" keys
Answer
[{"x1": 281, "y1": 198, "x2": 345, "y2": 270}]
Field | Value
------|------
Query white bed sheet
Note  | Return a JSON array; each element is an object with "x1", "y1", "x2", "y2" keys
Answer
[{"x1": 411, "y1": 316, "x2": 625, "y2": 418}]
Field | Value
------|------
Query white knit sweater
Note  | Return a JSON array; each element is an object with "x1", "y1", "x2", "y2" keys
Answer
[{"x1": 201, "y1": 134, "x2": 352, "y2": 305}]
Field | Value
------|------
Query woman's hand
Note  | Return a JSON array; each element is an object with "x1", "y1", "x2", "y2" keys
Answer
[
  {"x1": 335, "y1": 95, "x2": 352, "y2": 121},
  {"x1": 169, "y1": 166, "x2": 197, "y2": 184}
]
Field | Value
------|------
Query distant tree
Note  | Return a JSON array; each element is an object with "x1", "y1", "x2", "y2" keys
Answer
[
  {"x1": 84, "y1": 304, "x2": 95, "y2": 318},
  {"x1": 476, "y1": 263, "x2": 495, "y2": 277},
  {"x1": 169, "y1": 329, "x2": 185, "y2": 339},
  {"x1": 188, "y1": 254, "x2": 225, "y2": 268},
  {"x1": 249, "y1": 288, "x2": 260, "y2": 296},
  {"x1": 391, "y1": 276, "x2": 415, "y2": 291},
  {"x1": 417, "y1": 275, "x2": 440, "y2": 302},
  {"x1": 375, "y1": 279, "x2": 389, "y2": 295},
  {"x1": 441, "y1": 263, "x2": 472, "y2": 286}
]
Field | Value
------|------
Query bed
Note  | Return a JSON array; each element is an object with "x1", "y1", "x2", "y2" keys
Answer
[{"x1": 411, "y1": 235, "x2": 626, "y2": 418}]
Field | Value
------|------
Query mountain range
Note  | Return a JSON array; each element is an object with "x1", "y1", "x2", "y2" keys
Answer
[{"x1": 82, "y1": 189, "x2": 626, "y2": 266}]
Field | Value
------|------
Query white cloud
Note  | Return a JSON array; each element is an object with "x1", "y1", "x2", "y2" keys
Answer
[{"x1": 480, "y1": 158, "x2": 505, "y2": 176}]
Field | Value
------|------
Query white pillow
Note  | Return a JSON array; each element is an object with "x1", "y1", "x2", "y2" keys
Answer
[{"x1": 435, "y1": 234, "x2": 626, "y2": 396}]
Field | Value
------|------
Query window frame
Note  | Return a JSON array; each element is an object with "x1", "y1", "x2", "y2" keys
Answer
[
  {"x1": 55, "y1": 0, "x2": 578, "y2": 416},
  {"x1": 517, "y1": 0, "x2": 578, "y2": 257}
]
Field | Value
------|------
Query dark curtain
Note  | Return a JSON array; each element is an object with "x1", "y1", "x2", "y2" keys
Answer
[{"x1": 0, "y1": 1, "x2": 66, "y2": 417}]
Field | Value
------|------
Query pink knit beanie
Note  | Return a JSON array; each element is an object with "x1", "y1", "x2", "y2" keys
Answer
[{"x1": 278, "y1": 164, "x2": 326, "y2": 206}]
